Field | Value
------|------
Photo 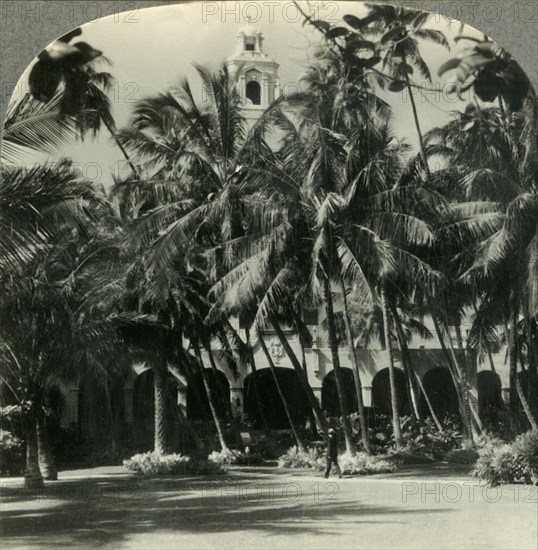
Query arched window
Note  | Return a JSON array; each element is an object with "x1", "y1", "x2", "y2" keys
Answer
[{"x1": 246, "y1": 81, "x2": 261, "y2": 105}]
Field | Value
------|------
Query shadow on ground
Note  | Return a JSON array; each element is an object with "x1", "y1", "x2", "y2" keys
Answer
[{"x1": 0, "y1": 469, "x2": 450, "y2": 548}]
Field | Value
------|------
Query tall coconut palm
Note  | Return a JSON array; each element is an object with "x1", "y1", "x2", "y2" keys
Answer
[
  {"x1": 429, "y1": 97, "x2": 538, "y2": 431},
  {"x1": 362, "y1": 4, "x2": 449, "y2": 178}
]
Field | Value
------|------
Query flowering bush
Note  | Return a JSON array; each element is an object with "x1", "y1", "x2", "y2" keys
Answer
[
  {"x1": 277, "y1": 445, "x2": 325, "y2": 469},
  {"x1": 339, "y1": 452, "x2": 396, "y2": 475},
  {"x1": 472, "y1": 433, "x2": 534, "y2": 486},
  {"x1": 0, "y1": 429, "x2": 24, "y2": 476},
  {"x1": 123, "y1": 452, "x2": 224, "y2": 476}
]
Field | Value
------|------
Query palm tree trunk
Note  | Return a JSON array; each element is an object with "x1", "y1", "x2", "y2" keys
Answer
[
  {"x1": 297, "y1": 329, "x2": 319, "y2": 438},
  {"x1": 516, "y1": 374, "x2": 538, "y2": 431},
  {"x1": 104, "y1": 380, "x2": 118, "y2": 454},
  {"x1": 380, "y1": 288, "x2": 404, "y2": 448},
  {"x1": 100, "y1": 117, "x2": 139, "y2": 178},
  {"x1": 338, "y1": 275, "x2": 370, "y2": 453},
  {"x1": 24, "y1": 405, "x2": 44, "y2": 489},
  {"x1": 204, "y1": 342, "x2": 243, "y2": 448},
  {"x1": 244, "y1": 325, "x2": 271, "y2": 435},
  {"x1": 323, "y1": 277, "x2": 356, "y2": 455},
  {"x1": 389, "y1": 306, "x2": 444, "y2": 432},
  {"x1": 455, "y1": 323, "x2": 480, "y2": 439},
  {"x1": 526, "y1": 317, "x2": 538, "y2": 421},
  {"x1": 414, "y1": 369, "x2": 444, "y2": 433},
  {"x1": 440, "y1": 316, "x2": 473, "y2": 443},
  {"x1": 258, "y1": 330, "x2": 306, "y2": 450},
  {"x1": 193, "y1": 343, "x2": 229, "y2": 451},
  {"x1": 153, "y1": 360, "x2": 167, "y2": 455},
  {"x1": 388, "y1": 299, "x2": 421, "y2": 421},
  {"x1": 404, "y1": 71, "x2": 430, "y2": 179},
  {"x1": 176, "y1": 405, "x2": 205, "y2": 451},
  {"x1": 271, "y1": 316, "x2": 329, "y2": 440},
  {"x1": 36, "y1": 411, "x2": 57, "y2": 481},
  {"x1": 507, "y1": 294, "x2": 521, "y2": 432},
  {"x1": 429, "y1": 299, "x2": 474, "y2": 444},
  {"x1": 179, "y1": 349, "x2": 207, "y2": 417},
  {"x1": 290, "y1": 311, "x2": 319, "y2": 437}
]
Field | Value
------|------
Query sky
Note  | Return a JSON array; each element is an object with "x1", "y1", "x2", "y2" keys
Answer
[{"x1": 11, "y1": 1, "x2": 486, "y2": 188}]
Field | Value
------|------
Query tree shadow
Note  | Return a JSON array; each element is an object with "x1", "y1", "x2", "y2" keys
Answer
[{"x1": 0, "y1": 471, "x2": 452, "y2": 548}]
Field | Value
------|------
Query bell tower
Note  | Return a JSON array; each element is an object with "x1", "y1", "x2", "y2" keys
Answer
[{"x1": 225, "y1": 24, "x2": 280, "y2": 126}]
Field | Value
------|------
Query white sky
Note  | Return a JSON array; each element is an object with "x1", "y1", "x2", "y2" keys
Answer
[{"x1": 11, "y1": 1, "x2": 485, "y2": 187}]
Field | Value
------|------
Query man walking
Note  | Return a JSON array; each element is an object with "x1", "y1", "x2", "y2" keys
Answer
[{"x1": 324, "y1": 428, "x2": 343, "y2": 479}]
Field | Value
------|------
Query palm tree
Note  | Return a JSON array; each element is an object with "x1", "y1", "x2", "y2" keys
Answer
[
  {"x1": 363, "y1": 4, "x2": 449, "y2": 178},
  {"x1": 258, "y1": 330, "x2": 307, "y2": 450},
  {"x1": 429, "y1": 97, "x2": 538, "y2": 431},
  {"x1": 0, "y1": 210, "x2": 119, "y2": 487}
]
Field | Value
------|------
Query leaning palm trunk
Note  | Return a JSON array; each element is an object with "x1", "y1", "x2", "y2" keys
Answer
[
  {"x1": 380, "y1": 288, "x2": 404, "y2": 448},
  {"x1": 445, "y1": 325, "x2": 474, "y2": 445},
  {"x1": 36, "y1": 411, "x2": 57, "y2": 480},
  {"x1": 388, "y1": 300, "x2": 421, "y2": 421},
  {"x1": 323, "y1": 276, "x2": 356, "y2": 455},
  {"x1": 429, "y1": 301, "x2": 474, "y2": 444},
  {"x1": 100, "y1": 116, "x2": 139, "y2": 178},
  {"x1": 244, "y1": 325, "x2": 271, "y2": 435},
  {"x1": 271, "y1": 316, "x2": 329, "y2": 440},
  {"x1": 153, "y1": 360, "x2": 167, "y2": 455},
  {"x1": 507, "y1": 294, "x2": 538, "y2": 432},
  {"x1": 403, "y1": 68, "x2": 430, "y2": 179},
  {"x1": 193, "y1": 343, "x2": 229, "y2": 452},
  {"x1": 258, "y1": 330, "x2": 306, "y2": 450},
  {"x1": 516, "y1": 374, "x2": 538, "y2": 431},
  {"x1": 290, "y1": 311, "x2": 319, "y2": 438},
  {"x1": 204, "y1": 342, "x2": 243, "y2": 449},
  {"x1": 389, "y1": 305, "x2": 443, "y2": 432},
  {"x1": 24, "y1": 405, "x2": 44, "y2": 489},
  {"x1": 339, "y1": 276, "x2": 370, "y2": 453},
  {"x1": 414, "y1": 369, "x2": 444, "y2": 433},
  {"x1": 176, "y1": 404, "x2": 205, "y2": 450}
]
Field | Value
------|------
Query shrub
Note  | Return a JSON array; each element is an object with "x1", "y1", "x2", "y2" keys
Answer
[
  {"x1": 123, "y1": 452, "x2": 224, "y2": 476},
  {"x1": 513, "y1": 430, "x2": 538, "y2": 479},
  {"x1": 472, "y1": 433, "x2": 532, "y2": 486},
  {"x1": 366, "y1": 414, "x2": 463, "y2": 458},
  {"x1": 207, "y1": 448, "x2": 264, "y2": 466},
  {"x1": 339, "y1": 452, "x2": 396, "y2": 475},
  {"x1": 208, "y1": 449, "x2": 242, "y2": 465},
  {"x1": 278, "y1": 446, "x2": 396, "y2": 475},
  {"x1": 0, "y1": 429, "x2": 24, "y2": 476},
  {"x1": 277, "y1": 445, "x2": 325, "y2": 469}
]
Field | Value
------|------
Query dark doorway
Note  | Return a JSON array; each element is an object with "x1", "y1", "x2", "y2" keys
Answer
[
  {"x1": 187, "y1": 369, "x2": 230, "y2": 422},
  {"x1": 322, "y1": 368, "x2": 358, "y2": 417},
  {"x1": 243, "y1": 368, "x2": 309, "y2": 429},
  {"x1": 419, "y1": 367, "x2": 459, "y2": 419},
  {"x1": 372, "y1": 367, "x2": 410, "y2": 416},
  {"x1": 478, "y1": 370, "x2": 504, "y2": 424}
]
